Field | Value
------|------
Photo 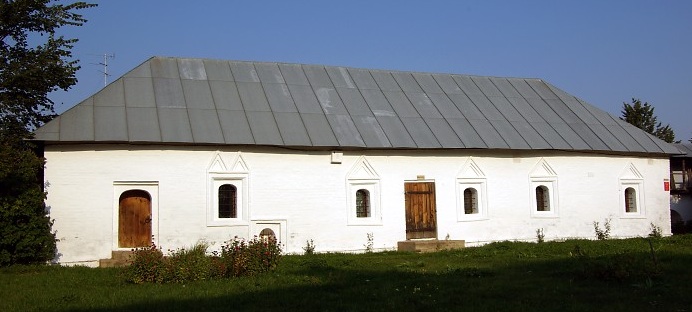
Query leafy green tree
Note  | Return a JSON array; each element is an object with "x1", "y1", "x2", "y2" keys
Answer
[
  {"x1": 0, "y1": 0, "x2": 95, "y2": 266},
  {"x1": 620, "y1": 98, "x2": 676, "y2": 143}
]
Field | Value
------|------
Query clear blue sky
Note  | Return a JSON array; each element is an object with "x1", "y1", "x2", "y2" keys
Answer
[{"x1": 51, "y1": 0, "x2": 692, "y2": 141}]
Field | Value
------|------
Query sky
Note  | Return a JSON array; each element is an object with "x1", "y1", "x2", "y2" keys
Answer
[{"x1": 50, "y1": 0, "x2": 692, "y2": 141}]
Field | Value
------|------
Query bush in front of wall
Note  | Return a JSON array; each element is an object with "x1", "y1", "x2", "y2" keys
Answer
[{"x1": 123, "y1": 237, "x2": 282, "y2": 284}]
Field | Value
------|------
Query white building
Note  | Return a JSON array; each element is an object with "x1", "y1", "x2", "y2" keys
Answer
[{"x1": 34, "y1": 57, "x2": 679, "y2": 266}]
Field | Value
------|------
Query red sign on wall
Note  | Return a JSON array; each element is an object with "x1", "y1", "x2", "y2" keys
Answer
[{"x1": 664, "y1": 179, "x2": 670, "y2": 191}]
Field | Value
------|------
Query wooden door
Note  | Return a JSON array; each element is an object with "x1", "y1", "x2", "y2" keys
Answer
[
  {"x1": 118, "y1": 190, "x2": 152, "y2": 248},
  {"x1": 404, "y1": 182, "x2": 437, "y2": 239}
]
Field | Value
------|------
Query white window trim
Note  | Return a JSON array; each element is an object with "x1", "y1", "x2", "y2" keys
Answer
[
  {"x1": 620, "y1": 179, "x2": 645, "y2": 218},
  {"x1": 347, "y1": 179, "x2": 382, "y2": 226},
  {"x1": 456, "y1": 178, "x2": 488, "y2": 221},
  {"x1": 207, "y1": 173, "x2": 249, "y2": 226},
  {"x1": 529, "y1": 177, "x2": 559, "y2": 218}
]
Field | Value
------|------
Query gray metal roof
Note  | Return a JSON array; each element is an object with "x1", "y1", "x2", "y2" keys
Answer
[
  {"x1": 673, "y1": 143, "x2": 692, "y2": 157},
  {"x1": 34, "y1": 56, "x2": 681, "y2": 155}
]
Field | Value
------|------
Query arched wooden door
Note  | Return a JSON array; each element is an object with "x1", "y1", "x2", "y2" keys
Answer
[{"x1": 118, "y1": 190, "x2": 152, "y2": 248}]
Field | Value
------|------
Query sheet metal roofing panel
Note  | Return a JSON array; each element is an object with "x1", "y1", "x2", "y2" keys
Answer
[
  {"x1": 279, "y1": 63, "x2": 309, "y2": 85},
  {"x1": 209, "y1": 81, "x2": 243, "y2": 111},
  {"x1": 490, "y1": 120, "x2": 530, "y2": 149},
  {"x1": 348, "y1": 68, "x2": 379, "y2": 90},
  {"x1": 338, "y1": 87, "x2": 373, "y2": 116},
  {"x1": 158, "y1": 108, "x2": 193, "y2": 143},
  {"x1": 361, "y1": 89, "x2": 396, "y2": 117},
  {"x1": 274, "y1": 112, "x2": 311, "y2": 146},
  {"x1": 567, "y1": 123, "x2": 609, "y2": 150},
  {"x1": 506, "y1": 98, "x2": 544, "y2": 123},
  {"x1": 468, "y1": 119, "x2": 509, "y2": 148},
  {"x1": 236, "y1": 82, "x2": 271, "y2": 112},
  {"x1": 246, "y1": 111, "x2": 283, "y2": 145},
  {"x1": 150, "y1": 57, "x2": 179, "y2": 79},
  {"x1": 314, "y1": 87, "x2": 348, "y2": 115},
  {"x1": 124, "y1": 78, "x2": 156, "y2": 108},
  {"x1": 217, "y1": 110, "x2": 255, "y2": 144},
  {"x1": 489, "y1": 77, "x2": 522, "y2": 98},
  {"x1": 545, "y1": 99, "x2": 581, "y2": 123},
  {"x1": 558, "y1": 97, "x2": 600, "y2": 124},
  {"x1": 427, "y1": 93, "x2": 463, "y2": 118},
  {"x1": 425, "y1": 118, "x2": 464, "y2": 148},
  {"x1": 576, "y1": 98, "x2": 618, "y2": 126},
  {"x1": 125, "y1": 60, "x2": 151, "y2": 78},
  {"x1": 94, "y1": 106, "x2": 127, "y2": 141},
  {"x1": 182, "y1": 80, "x2": 215, "y2": 109},
  {"x1": 432, "y1": 74, "x2": 463, "y2": 94},
  {"x1": 529, "y1": 122, "x2": 572, "y2": 150},
  {"x1": 525, "y1": 79, "x2": 559, "y2": 100},
  {"x1": 326, "y1": 67, "x2": 356, "y2": 88},
  {"x1": 604, "y1": 124, "x2": 646, "y2": 152},
  {"x1": 153, "y1": 78, "x2": 186, "y2": 108},
  {"x1": 673, "y1": 143, "x2": 692, "y2": 157},
  {"x1": 302, "y1": 65, "x2": 333, "y2": 87},
  {"x1": 618, "y1": 121, "x2": 663, "y2": 153},
  {"x1": 526, "y1": 98, "x2": 563, "y2": 123},
  {"x1": 583, "y1": 123, "x2": 627, "y2": 151},
  {"x1": 407, "y1": 93, "x2": 443, "y2": 118},
  {"x1": 549, "y1": 123, "x2": 591, "y2": 150},
  {"x1": 126, "y1": 107, "x2": 161, "y2": 142},
  {"x1": 255, "y1": 63, "x2": 285, "y2": 84},
  {"x1": 447, "y1": 93, "x2": 485, "y2": 120},
  {"x1": 510, "y1": 121, "x2": 552, "y2": 149},
  {"x1": 488, "y1": 96, "x2": 524, "y2": 122},
  {"x1": 187, "y1": 109, "x2": 226, "y2": 144},
  {"x1": 352, "y1": 115, "x2": 391, "y2": 147},
  {"x1": 508, "y1": 78, "x2": 541, "y2": 99},
  {"x1": 401, "y1": 117, "x2": 441, "y2": 148},
  {"x1": 59, "y1": 104, "x2": 94, "y2": 141},
  {"x1": 375, "y1": 116, "x2": 417, "y2": 147},
  {"x1": 326, "y1": 114, "x2": 365, "y2": 147},
  {"x1": 412, "y1": 73, "x2": 443, "y2": 94},
  {"x1": 382, "y1": 91, "x2": 419, "y2": 118},
  {"x1": 203, "y1": 59, "x2": 233, "y2": 81},
  {"x1": 94, "y1": 80, "x2": 124, "y2": 107},
  {"x1": 178, "y1": 59, "x2": 207, "y2": 80},
  {"x1": 371, "y1": 71, "x2": 401, "y2": 92},
  {"x1": 391, "y1": 72, "x2": 423, "y2": 92},
  {"x1": 468, "y1": 95, "x2": 504, "y2": 121},
  {"x1": 189, "y1": 109, "x2": 224, "y2": 144},
  {"x1": 229, "y1": 62, "x2": 260, "y2": 82},
  {"x1": 288, "y1": 84, "x2": 323, "y2": 114},
  {"x1": 301, "y1": 113, "x2": 339, "y2": 146},
  {"x1": 446, "y1": 118, "x2": 486, "y2": 148},
  {"x1": 452, "y1": 75, "x2": 483, "y2": 96},
  {"x1": 263, "y1": 83, "x2": 298, "y2": 113},
  {"x1": 471, "y1": 77, "x2": 503, "y2": 98}
]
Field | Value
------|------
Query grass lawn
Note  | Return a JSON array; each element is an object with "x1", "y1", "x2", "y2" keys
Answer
[{"x1": 2, "y1": 235, "x2": 692, "y2": 312}]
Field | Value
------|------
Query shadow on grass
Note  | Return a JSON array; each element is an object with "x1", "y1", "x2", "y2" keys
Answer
[{"x1": 64, "y1": 249, "x2": 692, "y2": 312}]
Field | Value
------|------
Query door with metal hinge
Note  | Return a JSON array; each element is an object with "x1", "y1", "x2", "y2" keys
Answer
[
  {"x1": 404, "y1": 182, "x2": 437, "y2": 239},
  {"x1": 118, "y1": 189, "x2": 152, "y2": 248}
]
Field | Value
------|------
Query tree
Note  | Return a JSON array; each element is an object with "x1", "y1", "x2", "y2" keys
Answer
[
  {"x1": 620, "y1": 98, "x2": 676, "y2": 143},
  {"x1": 0, "y1": 0, "x2": 95, "y2": 266}
]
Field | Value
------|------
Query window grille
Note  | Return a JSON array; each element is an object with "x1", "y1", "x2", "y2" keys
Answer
[
  {"x1": 356, "y1": 189, "x2": 370, "y2": 218},
  {"x1": 218, "y1": 184, "x2": 237, "y2": 218}
]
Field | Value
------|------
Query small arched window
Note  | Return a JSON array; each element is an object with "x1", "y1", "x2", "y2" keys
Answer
[
  {"x1": 463, "y1": 188, "x2": 478, "y2": 214},
  {"x1": 218, "y1": 184, "x2": 237, "y2": 218},
  {"x1": 625, "y1": 187, "x2": 637, "y2": 213},
  {"x1": 536, "y1": 185, "x2": 550, "y2": 212},
  {"x1": 356, "y1": 189, "x2": 370, "y2": 218}
]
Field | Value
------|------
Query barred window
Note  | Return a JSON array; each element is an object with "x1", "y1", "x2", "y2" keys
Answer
[
  {"x1": 463, "y1": 188, "x2": 478, "y2": 214},
  {"x1": 356, "y1": 189, "x2": 370, "y2": 218},
  {"x1": 625, "y1": 187, "x2": 637, "y2": 213},
  {"x1": 218, "y1": 184, "x2": 237, "y2": 218},
  {"x1": 536, "y1": 185, "x2": 550, "y2": 212}
]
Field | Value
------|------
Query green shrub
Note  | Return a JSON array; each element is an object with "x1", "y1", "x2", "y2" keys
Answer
[
  {"x1": 162, "y1": 242, "x2": 211, "y2": 283},
  {"x1": 220, "y1": 236, "x2": 282, "y2": 277},
  {"x1": 123, "y1": 242, "x2": 165, "y2": 284}
]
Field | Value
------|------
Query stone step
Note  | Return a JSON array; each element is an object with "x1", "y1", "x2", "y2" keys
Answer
[
  {"x1": 397, "y1": 239, "x2": 465, "y2": 253},
  {"x1": 98, "y1": 250, "x2": 135, "y2": 268}
]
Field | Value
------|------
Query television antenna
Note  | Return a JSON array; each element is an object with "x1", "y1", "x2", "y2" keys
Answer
[{"x1": 92, "y1": 53, "x2": 115, "y2": 86}]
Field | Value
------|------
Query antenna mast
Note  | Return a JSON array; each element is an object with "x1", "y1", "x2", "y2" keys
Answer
[{"x1": 98, "y1": 53, "x2": 115, "y2": 86}]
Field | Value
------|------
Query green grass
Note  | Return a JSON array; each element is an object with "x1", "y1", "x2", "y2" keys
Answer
[{"x1": 2, "y1": 235, "x2": 692, "y2": 311}]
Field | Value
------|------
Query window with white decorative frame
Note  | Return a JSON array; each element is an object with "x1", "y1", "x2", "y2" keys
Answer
[
  {"x1": 207, "y1": 153, "x2": 250, "y2": 226},
  {"x1": 530, "y1": 178, "x2": 558, "y2": 217},
  {"x1": 456, "y1": 179, "x2": 487, "y2": 221},
  {"x1": 346, "y1": 156, "x2": 382, "y2": 226},
  {"x1": 621, "y1": 181, "x2": 644, "y2": 217}
]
